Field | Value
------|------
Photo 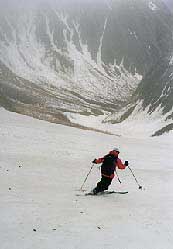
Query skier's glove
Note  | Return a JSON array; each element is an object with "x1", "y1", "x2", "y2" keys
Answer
[
  {"x1": 124, "y1": 161, "x2": 128, "y2": 166},
  {"x1": 92, "y1": 159, "x2": 97, "y2": 164}
]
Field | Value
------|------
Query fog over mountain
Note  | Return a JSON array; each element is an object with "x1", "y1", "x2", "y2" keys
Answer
[
  {"x1": 0, "y1": 0, "x2": 173, "y2": 136},
  {"x1": 163, "y1": 0, "x2": 173, "y2": 10}
]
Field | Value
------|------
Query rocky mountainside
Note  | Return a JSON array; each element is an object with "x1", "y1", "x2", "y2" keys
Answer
[{"x1": 0, "y1": 0, "x2": 173, "y2": 135}]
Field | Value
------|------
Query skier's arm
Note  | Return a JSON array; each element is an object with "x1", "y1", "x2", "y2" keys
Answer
[
  {"x1": 92, "y1": 157, "x2": 104, "y2": 164},
  {"x1": 116, "y1": 158, "x2": 126, "y2": 169}
]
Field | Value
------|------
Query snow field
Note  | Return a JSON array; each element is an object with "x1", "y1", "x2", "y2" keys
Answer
[{"x1": 0, "y1": 108, "x2": 173, "y2": 249}]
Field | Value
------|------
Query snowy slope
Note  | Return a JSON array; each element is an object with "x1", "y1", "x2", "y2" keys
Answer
[
  {"x1": 65, "y1": 100, "x2": 173, "y2": 137},
  {"x1": 0, "y1": 108, "x2": 173, "y2": 249}
]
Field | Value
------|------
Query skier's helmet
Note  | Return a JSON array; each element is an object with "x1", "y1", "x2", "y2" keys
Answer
[{"x1": 113, "y1": 147, "x2": 120, "y2": 152}]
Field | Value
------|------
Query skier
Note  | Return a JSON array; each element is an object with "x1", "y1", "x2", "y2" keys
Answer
[{"x1": 91, "y1": 148, "x2": 128, "y2": 195}]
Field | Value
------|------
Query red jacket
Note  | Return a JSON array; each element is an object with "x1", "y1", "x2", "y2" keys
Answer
[{"x1": 94, "y1": 150, "x2": 126, "y2": 178}]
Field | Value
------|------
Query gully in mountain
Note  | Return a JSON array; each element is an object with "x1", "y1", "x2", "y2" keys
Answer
[{"x1": 92, "y1": 148, "x2": 128, "y2": 195}]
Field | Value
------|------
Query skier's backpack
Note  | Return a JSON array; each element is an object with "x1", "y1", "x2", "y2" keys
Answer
[{"x1": 101, "y1": 154, "x2": 117, "y2": 176}]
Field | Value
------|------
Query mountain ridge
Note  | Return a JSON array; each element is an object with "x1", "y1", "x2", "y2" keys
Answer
[{"x1": 0, "y1": 0, "x2": 173, "y2": 136}]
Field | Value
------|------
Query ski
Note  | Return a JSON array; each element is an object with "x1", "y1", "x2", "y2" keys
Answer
[
  {"x1": 102, "y1": 191, "x2": 128, "y2": 195},
  {"x1": 86, "y1": 191, "x2": 128, "y2": 196},
  {"x1": 76, "y1": 191, "x2": 128, "y2": 196}
]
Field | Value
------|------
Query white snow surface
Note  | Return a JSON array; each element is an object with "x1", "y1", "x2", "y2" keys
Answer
[
  {"x1": 148, "y1": 1, "x2": 158, "y2": 11},
  {"x1": 65, "y1": 102, "x2": 173, "y2": 138},
  {"x1": 0, "y1": 107, "x2": 173, "y2": 249}
]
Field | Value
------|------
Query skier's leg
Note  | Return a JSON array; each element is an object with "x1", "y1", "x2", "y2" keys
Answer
[
  {"x1": 102, "y1": 177, "x2": 112, "y2": 190},
  {"x1": 93, "y1": 176, "x2": 112, "y2": 194}
]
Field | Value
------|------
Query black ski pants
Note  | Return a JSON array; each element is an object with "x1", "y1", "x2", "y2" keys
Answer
[{"x1": 94, "y1": 176, "x2": 113, "y2": 193}]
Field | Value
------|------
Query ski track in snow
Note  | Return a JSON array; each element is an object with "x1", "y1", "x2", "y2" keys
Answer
[{"x1": 0, "y1": 108, "x2": 173, "y2": 249}]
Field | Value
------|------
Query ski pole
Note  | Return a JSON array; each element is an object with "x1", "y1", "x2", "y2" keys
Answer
[
  {"x1": 80, "y1": 164, "x2": 94, "y2": 191},
  {"x1": 128, "y1": 165, "x2": 142, "y2": 190}
]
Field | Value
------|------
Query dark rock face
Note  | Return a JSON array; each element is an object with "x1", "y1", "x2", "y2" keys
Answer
[{"x1": 0, "y1": 0, "x2": 173, "y2": 135}]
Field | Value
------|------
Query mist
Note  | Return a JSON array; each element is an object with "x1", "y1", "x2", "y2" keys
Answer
[{"x1": 0, "y1": 0, "x2": 102, "y2": 6}]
